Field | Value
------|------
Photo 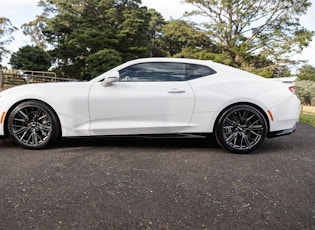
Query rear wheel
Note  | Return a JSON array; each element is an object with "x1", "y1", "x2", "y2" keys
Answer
[
  {"x1": 215, "y1": 105, "x2": 267, "y2": 154},
  {"x1": 8, "y1": 100, "x2": 60, "y2": 149}
]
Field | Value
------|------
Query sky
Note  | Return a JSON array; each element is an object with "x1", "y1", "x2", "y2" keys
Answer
[{"x1": 1, "y1": 0, "x2": 315, "y2": 69}]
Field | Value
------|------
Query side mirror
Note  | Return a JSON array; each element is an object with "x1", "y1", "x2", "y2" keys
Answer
[{"x1": 101, "y1": 71, "x2": 119, "y2": 87}]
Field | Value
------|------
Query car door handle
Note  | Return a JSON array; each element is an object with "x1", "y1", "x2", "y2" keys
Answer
[{"x1": 168, "y1": 88, "x2": 186, "y2": 93}]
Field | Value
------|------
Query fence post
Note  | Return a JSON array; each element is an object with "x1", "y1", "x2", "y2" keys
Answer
[{"x1": 0, "y1": 69, "x2": 3, "y2": 90}]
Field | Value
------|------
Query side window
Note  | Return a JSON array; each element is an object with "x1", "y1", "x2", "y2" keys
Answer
[
  {"x1": 186, "y1": 64, "x2": 216, "y2": 80},
  {"x1": 119, "y1": 62, "x2": 186, "y2": 82}
]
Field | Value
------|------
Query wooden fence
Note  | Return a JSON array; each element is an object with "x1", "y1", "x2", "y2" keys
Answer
[
  {"x1": 301, "y1": 105, "x2": 315, "y2": 115},
  {"x1": 0, "y1": 69, "x2": 74, "y2": 90}
]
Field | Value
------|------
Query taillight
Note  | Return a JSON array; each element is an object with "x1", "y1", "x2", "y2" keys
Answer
[{"x1": 289, "y1": 86, "x2": 295, "y2": 94}]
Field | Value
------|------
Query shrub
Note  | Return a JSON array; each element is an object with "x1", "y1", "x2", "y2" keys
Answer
[{"x1": 295, "y1": 80, "x2": 315, "y2": 106}]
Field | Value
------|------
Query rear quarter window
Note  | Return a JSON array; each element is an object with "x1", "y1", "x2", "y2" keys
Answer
[{"x1": 186, "y1": 64, "x2": 216, "y2": 80}]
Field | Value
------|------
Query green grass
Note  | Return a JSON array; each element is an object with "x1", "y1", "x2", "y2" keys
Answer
[{"x1": 300, "y1": 114, "x2": 315, "y2": 127}]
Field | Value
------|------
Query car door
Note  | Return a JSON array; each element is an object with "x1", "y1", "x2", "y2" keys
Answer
[{"x1": 88, "y1": 62, "x2": 195, "y2": 135}]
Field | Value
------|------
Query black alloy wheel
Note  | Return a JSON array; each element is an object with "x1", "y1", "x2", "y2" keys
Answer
[
  {"x1": 215, "y1": 105, "x2": 268, "y2": 154},
  {"x1": 8, "y1": 100, "x2": 60, "y2": 149}
]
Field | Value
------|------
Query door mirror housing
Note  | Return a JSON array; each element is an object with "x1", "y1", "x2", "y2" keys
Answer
[{"x1": 101, "y1": 71, "x2": 119, "y2": 87}]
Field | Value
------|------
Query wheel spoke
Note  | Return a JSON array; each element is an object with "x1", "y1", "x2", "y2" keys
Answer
[
  {"x1": 245, "y1": 114, "x2": 255, "y2": 123},
  {"x1": 13, "y1": 118, "x2": 27, "y2": 122},
  {"x1": 248, "y1": 124, "x2": 263, "y2": 131},
  {"x1": 18, "y1": 110, "x2": 29, "y2": 121},
  {"x1": 233, "y1": 134, "x2": 239, "y2": 147},
  {"x1": 13, "y1": 126, "x2": 30, "y2": 135},
  {"x1": 226, "y1": 132, "x2": 238, "y2": 143},
  {"x1": 240, "y1": 110, "x2": 248, "y2": 122},
  {"x1": 19, "y1": 129, "x2": 30, "y2": 142},
  {"x1": 225, "y1": 118, "x2": 236, "y2": 126},
  {"x1": 25, "y1": 132, "x2": 33, "y2": 144},
  {"x1": 33, "y1": 130, "x2": 41, "y2": 145},
  {"x1": 223, "y1": 125, "x2": 234, "y2": 134},
  {"x1": 241, "y1": 133, "x2": 252, "y2": 148},
  {"x1": 38, "y1": 124, "x2": 52, "y2": 132},
  {"x1": 34, "y1": 108, "x2": 42, "y2": 120}
]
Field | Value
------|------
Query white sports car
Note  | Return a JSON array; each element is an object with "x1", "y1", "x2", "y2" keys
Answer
[{"x1": 0, "y1": 58, "x2": 300, "y2": 153}]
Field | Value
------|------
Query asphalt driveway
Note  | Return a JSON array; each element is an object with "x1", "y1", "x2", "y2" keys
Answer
[{"x1": 0, "y1": 123, "x2": 314, "y2": 229}]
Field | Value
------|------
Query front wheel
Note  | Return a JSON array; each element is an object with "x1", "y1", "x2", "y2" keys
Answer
[
  {"x1": 8, "y1": 100, "x2": 60, "y2": 149},
  {"x1": 215, "y1": 105, "x2": 268, "y2": 154}
]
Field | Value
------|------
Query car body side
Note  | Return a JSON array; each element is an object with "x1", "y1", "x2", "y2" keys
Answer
[{"x1": 0, "y1": 58, "x2": 300, "y2": 139}]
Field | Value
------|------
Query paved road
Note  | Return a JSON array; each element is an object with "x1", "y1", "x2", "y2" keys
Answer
[{"x1": 0, "y1": 123, "x2": 314, "y2": 229}]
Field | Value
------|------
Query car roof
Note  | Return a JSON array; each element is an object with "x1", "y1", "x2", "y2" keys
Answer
[
  {"x1": 124, "y1": 57, "x2": 212, "y2": 64},
  {"x1": 91, "y1": 58, "x2": 214, "y2": 82},
  {"x1": 91, "y1": 57, "x2": 263, "y2": 83}
]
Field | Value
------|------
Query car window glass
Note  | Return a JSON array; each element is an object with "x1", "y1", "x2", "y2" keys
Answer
[
  {"x1": 119, "y1": 62, "x2": 186, "y2": 82},
  {"x1": 186, "y1": 64, "x2": 216, "y2": 80}
]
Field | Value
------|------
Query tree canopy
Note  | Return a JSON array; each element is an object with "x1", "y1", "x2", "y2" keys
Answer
[
  {"x1": 184, "y1": 0, "x2": 314, "y2": 77},
  {"x1": 24, "y1": 0, "x2": 158, "y2": 79},
  {"x1": 2, "y1": 0, "x2": 314, "y2": 79},
  {"x1": 10, "y1": 45, "x2": 52, "y2": 71},
  {"x1": 0, "y1": 17, "x2": 17, "y2": 64},
  {"x1": 298, "y1": 64, "x2": 315, "y2": 81}
]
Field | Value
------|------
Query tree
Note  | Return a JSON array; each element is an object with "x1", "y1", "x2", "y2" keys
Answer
[
  {"x1": 115, "y1": 5, "x2": 152, "y2": 61},
  {"x1": 162, "y1": 20, "x2": 213, "y2": 57},
  {"x1": 184, "y1": 0, "x2": 314, "y2": 76},
  {"x1": 27, "y1": 0, "x2": 158, "y2": 80},
  {"x1": 295, "y1": 80, "x2": 315, "y2": 105},
  {"x1": 10, "y1": 45, "x2": 52, "y2": 71},
  {"x1": 0, "y1": 18, "x2": 17, "y2": 63},
  {"x1": 298, "y1": 64, "x2": 315, "y2": 81},
  {"x1": 86, "y1": 49, "x2": 121, "y2": 78},
  {"x1": 22, "y1": 15, "x2": 48, "y2": 50},
  {"x1": 147, "y1": 9, "x2": 167, "y2": 57},
  {"x1": 40, "y1": 0, "x2": 119, "y2": 79}
]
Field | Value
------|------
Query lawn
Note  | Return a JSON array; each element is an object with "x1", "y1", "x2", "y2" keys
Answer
[{"x1": 300, "y1": 114, "x2": 315, "y2": 127}]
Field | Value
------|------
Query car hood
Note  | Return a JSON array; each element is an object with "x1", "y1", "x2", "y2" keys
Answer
[{"x1": 0, "y1": 81, "x2": 92, "y2": 105}]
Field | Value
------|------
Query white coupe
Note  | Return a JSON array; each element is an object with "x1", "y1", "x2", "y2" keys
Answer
[{"x1": 0, "y1": 58, "x2": 300, "y2": 153}]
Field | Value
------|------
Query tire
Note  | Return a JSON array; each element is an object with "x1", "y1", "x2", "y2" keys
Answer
[
  {"x1": 215, "y1": 104, "x2": 267, "y2": 154},
  {"x1": 8, "y1": 100, "x2": 60, "y2": 149}
]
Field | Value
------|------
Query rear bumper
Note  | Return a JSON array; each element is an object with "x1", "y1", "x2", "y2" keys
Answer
[{"x1": 267, "y1": 124, "x2": 296, "y2": 138}]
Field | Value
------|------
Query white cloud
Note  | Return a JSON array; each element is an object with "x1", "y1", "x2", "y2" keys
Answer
[
  {"x1": 1, "y1": 0, "x2": 39, "y2": 8},
  {"x1": 141, "y1": 0, "x2": 194, "y2": 19},
  {"x1": 294, "y1": 0, "x2": 315, "y2": 67},
  {"x1": 1, "y1": 0, "x2": 42, "y2": 67}
]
